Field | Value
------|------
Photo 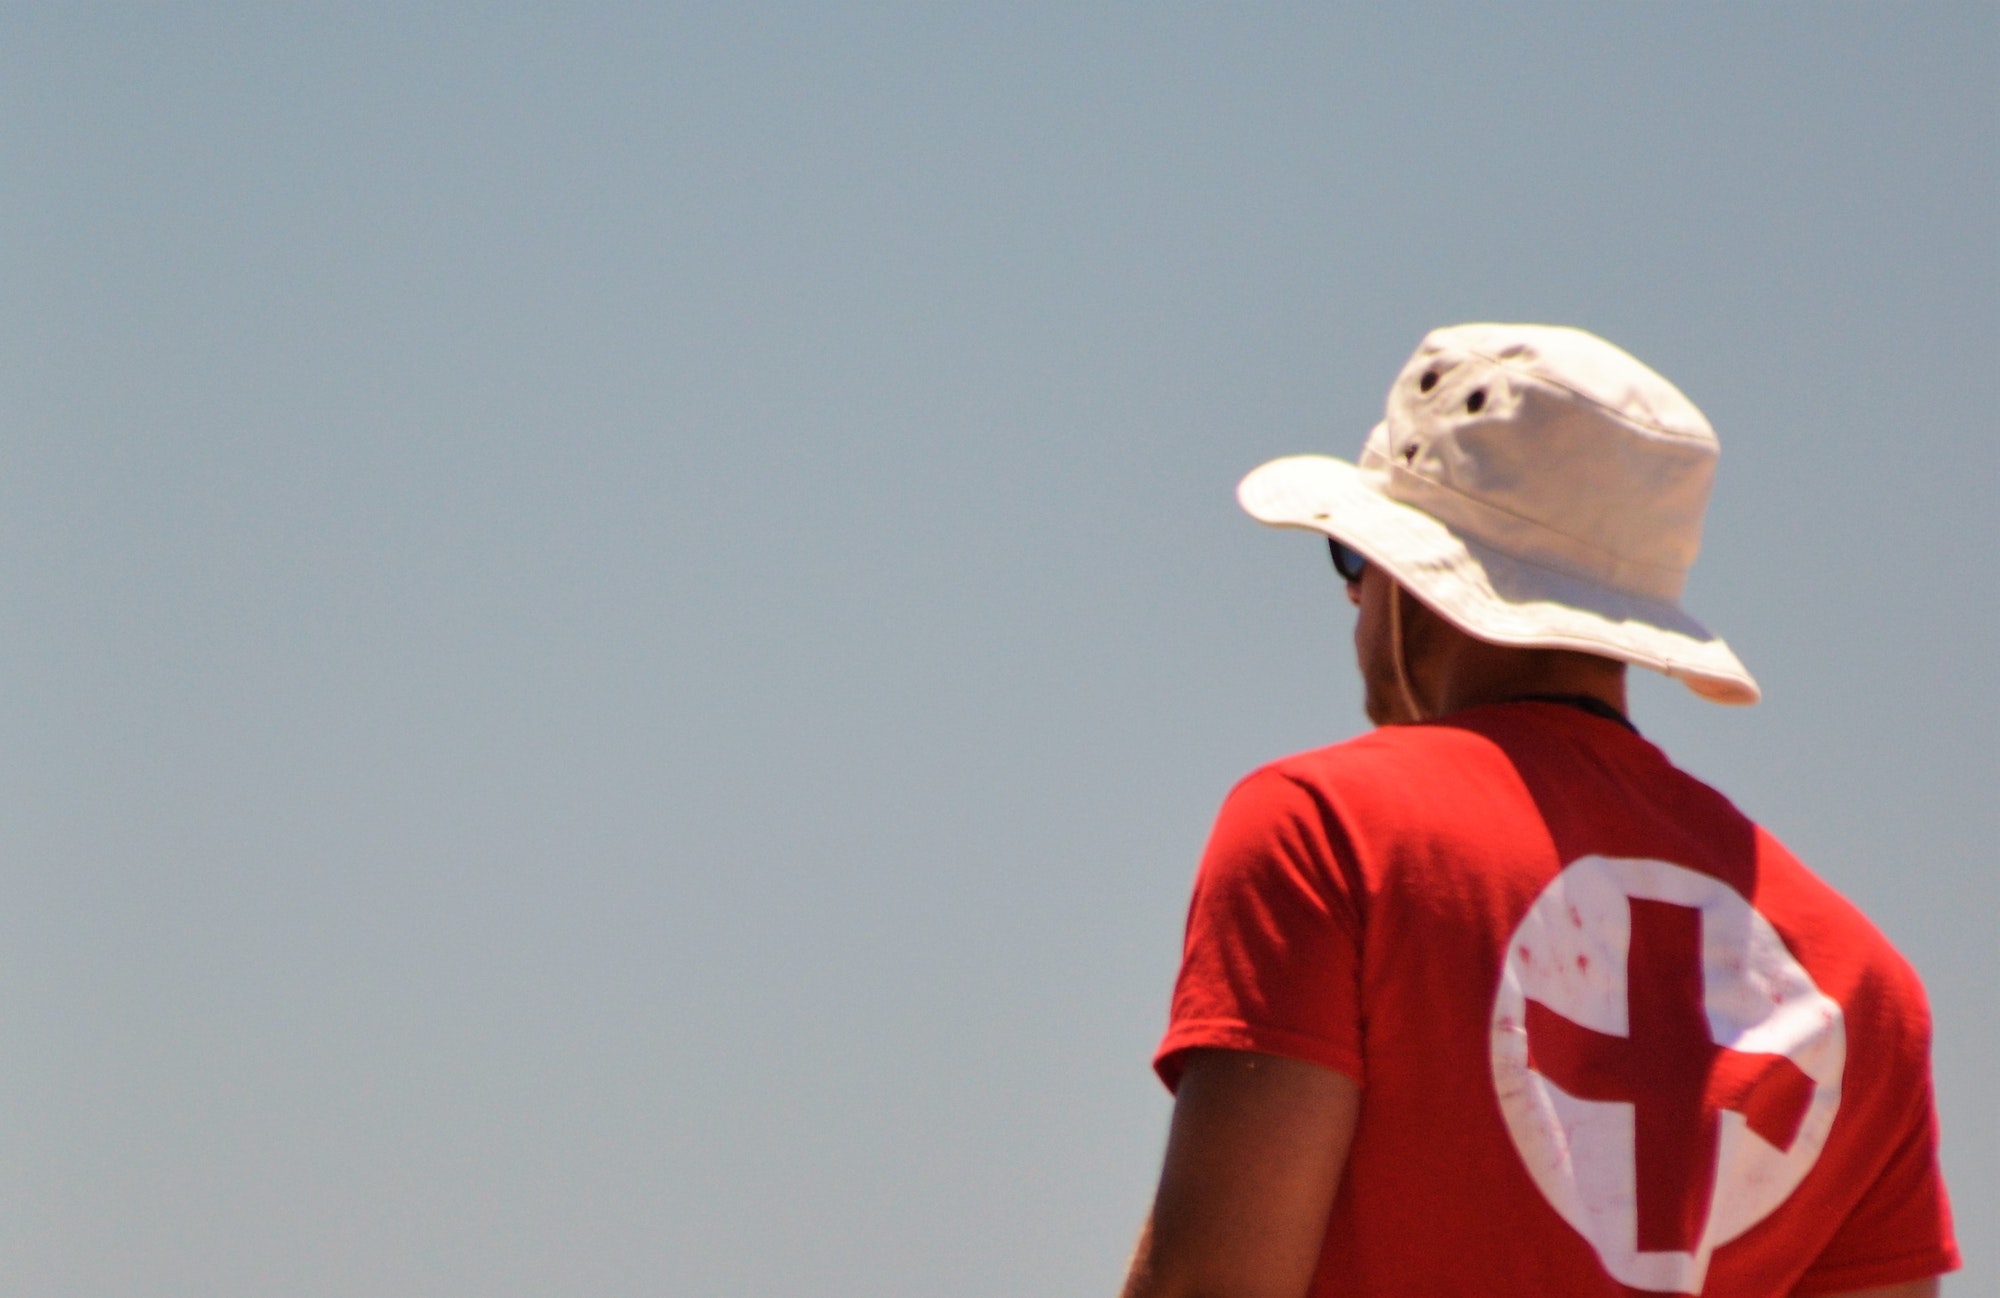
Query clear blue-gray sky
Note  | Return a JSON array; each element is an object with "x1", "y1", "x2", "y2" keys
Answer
[{"x1": 1, "y1": 5, "x2": 1993, "y2": 1294}]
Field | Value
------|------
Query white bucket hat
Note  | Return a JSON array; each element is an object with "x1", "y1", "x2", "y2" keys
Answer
[{"x1": 1239, "y1": 322, "x2": 1758, "y2": 704}]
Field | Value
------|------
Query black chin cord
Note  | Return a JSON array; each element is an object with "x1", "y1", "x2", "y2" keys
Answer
[{"x1": 1510, "y1": 693, "x2": 1639, "y2": 735}]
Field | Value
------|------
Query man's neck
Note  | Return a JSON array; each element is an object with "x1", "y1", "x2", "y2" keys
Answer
[{"x1": 1428, "y1": 642, "x2": 1629, "y2": 720}]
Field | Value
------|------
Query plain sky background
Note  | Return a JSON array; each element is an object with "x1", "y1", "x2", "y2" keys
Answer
[{"x1": 1, "y1": 5, "x2": 1993, "y2": 1295}]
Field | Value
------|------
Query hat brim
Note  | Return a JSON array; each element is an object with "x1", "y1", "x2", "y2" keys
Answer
[{"x1": 1238, "y1": 454, "x2": 1760, "y2": 705}]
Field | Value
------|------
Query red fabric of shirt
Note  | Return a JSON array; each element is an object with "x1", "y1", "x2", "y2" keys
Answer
[{"x1": 1156, "y1": 703, "x2": 1957, "y2": 1296}]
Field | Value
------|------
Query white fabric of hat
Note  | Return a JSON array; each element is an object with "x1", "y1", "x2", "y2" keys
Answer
[{"x1": 1239, "y1": 323, "x2": 1759, "y2": 705}]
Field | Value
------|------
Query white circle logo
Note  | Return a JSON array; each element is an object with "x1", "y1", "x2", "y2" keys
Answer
[{"x1": 1490, "y1": 856, "x2": 1845, "y2": 1294}]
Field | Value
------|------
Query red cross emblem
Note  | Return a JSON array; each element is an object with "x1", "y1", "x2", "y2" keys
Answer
[{"x1": 1491, "y1": 857, "x2": 1845, "y2": 1294}]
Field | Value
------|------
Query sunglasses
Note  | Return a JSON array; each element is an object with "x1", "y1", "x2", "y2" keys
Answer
[{"x1": 1327, "y1": 537, "x2": 1368, "y2": 585}]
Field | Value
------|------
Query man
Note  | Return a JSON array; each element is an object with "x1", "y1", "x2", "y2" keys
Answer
[{"x1": 1120, "y1": 325, "x2": 1957, "y2": 1297}]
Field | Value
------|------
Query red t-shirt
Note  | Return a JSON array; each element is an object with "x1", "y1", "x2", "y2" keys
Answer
[{"x1": 1157, "y1": 703, "x2": 1957, "y2": 1296}]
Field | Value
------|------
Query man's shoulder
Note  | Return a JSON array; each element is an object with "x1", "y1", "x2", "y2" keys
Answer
[
  {"x1": 1253, "y1": 718, "x2": 1511, "y2": 783},
  {"x1": 1751, "y1": 825, "x2": 1936, "y2": 1029},
  {"x1": 1223, "y1": 721, "x2": 1534, "y2": 842},
  {"x1": 1242, "y1": 710, "x2": 1575, "y2": 806}
]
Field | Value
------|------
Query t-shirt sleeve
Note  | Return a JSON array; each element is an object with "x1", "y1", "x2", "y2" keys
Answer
[
  {"x1": 1791, "y1": 1057, "x2": 1960, "y2": 1293},
  {"x1": 1154, "y1": 764, "x2": 1366, "y2": 1092}
]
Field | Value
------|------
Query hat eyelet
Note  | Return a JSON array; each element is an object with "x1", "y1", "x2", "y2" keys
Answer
[
  {"x1": 1466, "y1": 389, "x2": 1486, "y2": 414},
  {"x1": 1419, "y1": 370, "x2": 1439, "y2": 393},
  {"x1": 1401, "y1": 444, "x2": 1419, "y2": 466}
]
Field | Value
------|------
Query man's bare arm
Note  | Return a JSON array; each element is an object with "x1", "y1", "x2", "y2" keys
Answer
[{"x1": 1119, "y1": 1049, "x2": 1361, "y2": 1298}]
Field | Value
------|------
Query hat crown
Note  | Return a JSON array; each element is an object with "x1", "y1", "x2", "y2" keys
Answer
[{"x1": 1361, "y1": 324, "x2": 1718, "y2": 602}]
